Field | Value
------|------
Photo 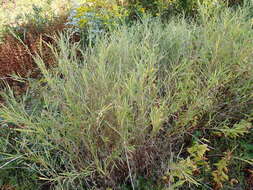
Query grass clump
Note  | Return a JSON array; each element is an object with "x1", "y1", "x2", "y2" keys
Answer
[{"x1": 0, "y1": 4, "x2": 253, "y2": 190}]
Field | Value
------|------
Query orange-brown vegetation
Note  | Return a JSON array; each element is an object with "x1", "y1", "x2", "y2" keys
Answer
[{"x1": 0, "y1": 15, "x2": 68, "y2": 83}]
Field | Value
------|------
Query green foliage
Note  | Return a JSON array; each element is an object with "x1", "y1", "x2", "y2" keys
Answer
[
  {"x1": 70, "y1": 0, "x2": 128, "y2": 34},
  {"x1": 211, "y1": 152, "x2": 232, "y2": 189},
  {"x1": 121, "y1": 177, "x2": 162, "y2": 190},
  {"x1": 214, "y1": 120, "x2": 252, "y2": 138},
  {"x1": 163, "y1": 142, "x2": 210, "y2": 188},
  {"x1": 187, "y1": 142, "x2": 210, "y2": 165},
  {"x1": 240, "y1": 141, "x2": 253, "y2": 159},
  {"x1": 0, "y1": 122, "x2": 39, "y2": 189},
  {"x1": 166, "y1": 157, "x2": 199, "y2": 187},
  {"x1": 124, "y1": 0, "x2": 174, "y2": 17},
  {"x1": 67, "y1": 0, "x2": 245, "y2": 35},
  {"x1": 183, "y1": 111, "x2": 253, "y2": 189},
  {"x1": 0, "y1": 169, "x2": 39, "y2": 190}
]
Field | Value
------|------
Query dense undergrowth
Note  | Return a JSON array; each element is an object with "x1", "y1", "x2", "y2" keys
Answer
[{"x1": 0, "y1": 0, "x2": 253, "y2": 190}]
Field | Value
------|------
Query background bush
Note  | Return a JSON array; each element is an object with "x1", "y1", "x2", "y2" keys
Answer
[{"x1": 67, "y1": 0, "x2": 246, "y2": 33}]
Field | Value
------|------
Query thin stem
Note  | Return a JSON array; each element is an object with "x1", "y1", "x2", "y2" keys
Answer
[{"x1": 124, "y1": 141, "x2": 135, "y2": 190}]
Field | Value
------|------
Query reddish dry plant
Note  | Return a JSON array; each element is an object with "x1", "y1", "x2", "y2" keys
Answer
[{"x1": 0, "y1": 15, "x2": 68, "y2": 84}]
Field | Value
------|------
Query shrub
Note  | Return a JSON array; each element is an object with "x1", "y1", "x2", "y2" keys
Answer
[{"x1": 67, "y1": 0, "x2": 245, "y2": 33}]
